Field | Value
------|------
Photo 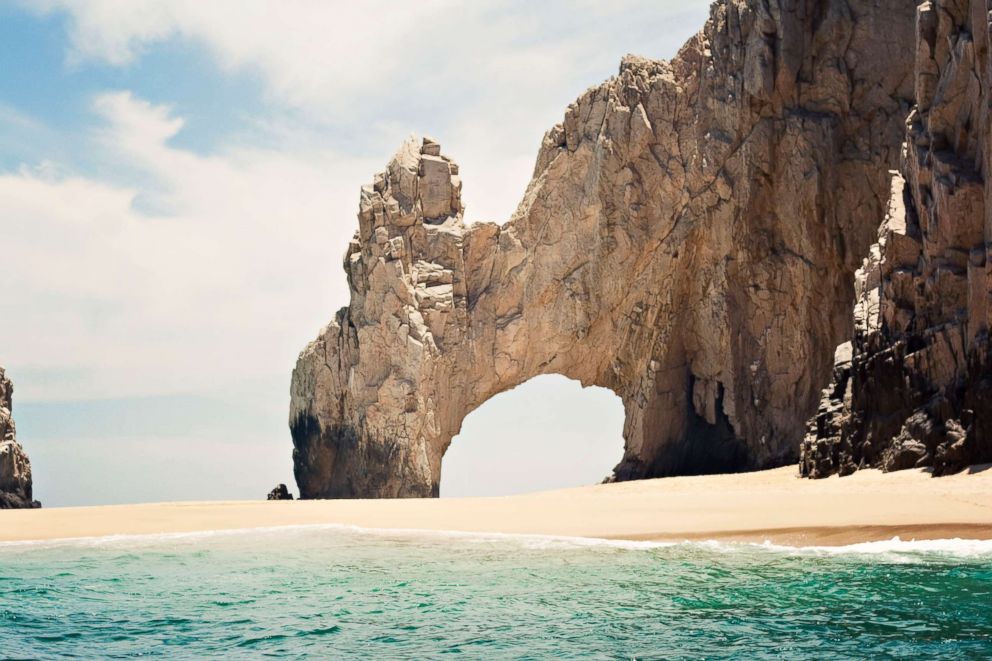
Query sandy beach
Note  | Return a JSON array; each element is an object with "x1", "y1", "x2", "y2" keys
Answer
[{"x1": 2, "y1": 465, "x2": 991, "y2": 547}]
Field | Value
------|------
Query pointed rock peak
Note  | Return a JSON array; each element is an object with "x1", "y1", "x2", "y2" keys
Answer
[
  {"x1": 358, "y1": 136, "x2": 464, "y2": 235},
  {"x1": 417, "y1": 139, "x2": 461, "y2": 221},
  {"x1": 389, "y1": 135, "x2": 421, "y2": 174},
  {"x1": 420, "y1": 135, "x2": 441, "y2": 156}
]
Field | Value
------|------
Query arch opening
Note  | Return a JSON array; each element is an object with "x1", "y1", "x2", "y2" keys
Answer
[{"x1": 439, "y1": 374, "x2": 625, "y2": 497}]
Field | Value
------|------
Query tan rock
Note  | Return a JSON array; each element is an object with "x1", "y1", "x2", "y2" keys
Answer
[{"x1": 291, "y1": 0, "x2": 917, "y2": 498}]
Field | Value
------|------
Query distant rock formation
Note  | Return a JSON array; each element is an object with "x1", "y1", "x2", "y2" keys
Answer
[
  {"x1": 290, "y1": 0, "x2": 917, "y2": 498},
  {"x1": 267, "y1": 484, "x2": 294, "y2": 501},
  {"x1": 800, "y1": 0, "x2": 992, "y2": 477},
  {"x1": 0, "y1": 368, "x2": 40, "y2": 509}
]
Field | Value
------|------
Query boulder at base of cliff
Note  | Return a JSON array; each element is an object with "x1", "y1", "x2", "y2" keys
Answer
[{"x1": 267, "y1": 484, "x2": 294, "y2": 501}]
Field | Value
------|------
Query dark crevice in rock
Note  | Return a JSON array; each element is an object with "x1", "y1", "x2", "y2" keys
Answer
[{"x1": 650, "y1": 380, "x2": 753, "y2": 477}]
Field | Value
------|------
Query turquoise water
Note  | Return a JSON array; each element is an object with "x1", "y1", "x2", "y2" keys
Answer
[{"x1": 1, "y1": 527, "x2": 990, "y2": 659}]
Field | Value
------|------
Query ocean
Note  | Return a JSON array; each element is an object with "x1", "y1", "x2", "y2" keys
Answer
[{"x1": 0, "y1": 526, "x2": 990, "y2": 659}]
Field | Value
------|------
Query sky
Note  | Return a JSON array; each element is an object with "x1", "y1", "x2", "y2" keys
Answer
[{"x1": 0, "y1": 0, "x2": 709, "y2": 506}]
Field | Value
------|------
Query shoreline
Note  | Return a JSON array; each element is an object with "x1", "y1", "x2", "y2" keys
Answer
[{"x1": 2, "y1": 466, "x2": 990, "y2": 547}]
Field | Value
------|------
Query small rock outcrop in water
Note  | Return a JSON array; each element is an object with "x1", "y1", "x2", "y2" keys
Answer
[
  {"x1": 800, "y1": 0, "x2": 992, "y2": 478},
  {"x1": 267, "y1": 484, "x2": 294, "y2": 501},
  {"x1": 290, "y1": 0, "x2": 918, "y2": 498},
  {"x1": 0, "y1": 368, "x2": 40, "y2": 509}
]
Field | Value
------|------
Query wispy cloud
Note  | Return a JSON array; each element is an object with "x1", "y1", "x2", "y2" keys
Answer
[
  {"x1": 25, "y1": 0, "x2": 707, "y2": 221},
  {"x1": 31, "y1": 1, "x2": 700, "y2": 106}
]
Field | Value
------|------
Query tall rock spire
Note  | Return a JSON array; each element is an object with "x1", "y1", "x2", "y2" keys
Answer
[
  {"x1": 0, "y1": 368, "x2": 40, "y2": 509},
  {"x1": 801, "y1": 0, "x2": 992, "y2": 477}
]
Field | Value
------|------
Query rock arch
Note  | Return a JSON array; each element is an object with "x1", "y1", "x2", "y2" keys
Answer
[
  {"x1": 439, "y1": 374, "x2": 625, "y2": 496},
  {"x1": 290, "y1": 0, "x2": 917, "y2": 498}
]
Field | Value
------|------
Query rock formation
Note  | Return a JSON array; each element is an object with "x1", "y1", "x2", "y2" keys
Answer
[
  {"x1": 290, "y1": 0, "x2": 917, "y2": 498},
  {"x1": 0, "y1": 368, "x2": 40, "y2": 509},
  {"x1": 800, "y1": 0, "x2": 992, "y2": 477},
  {"x1": 267, "y1": 484, "x2": 295, "y2": 500}
]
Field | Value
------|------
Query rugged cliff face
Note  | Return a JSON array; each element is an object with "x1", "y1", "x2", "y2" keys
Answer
[
  {"x1": 800, "y1": 0, "x2": 992, "y2": 477},
  {"x1": 291, "y1": 0, "x2": 917, "y2": 498},
  {"x1": 0, "y1": 368, "x2": 39, "y2": 509}
]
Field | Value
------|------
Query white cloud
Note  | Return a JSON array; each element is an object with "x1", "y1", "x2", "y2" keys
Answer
[
  {"x1": 27, "y1": 0, "x2": 708, "y2": 222},
  {"x1": 1, "y1": 92, "x2": 377, "y2": 400},
  {"x1": 32, "y1": 0, "x2": 460, "y2": 105}
]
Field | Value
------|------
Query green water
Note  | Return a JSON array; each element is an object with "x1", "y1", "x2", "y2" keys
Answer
[{"x1": 0, "y1": 527, "x2": 990, "y2": 659}]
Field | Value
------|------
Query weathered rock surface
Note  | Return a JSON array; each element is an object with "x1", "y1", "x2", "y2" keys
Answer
[
  {"x1": 0, "y1": 368, "x2": 40, "y2": 509},
  {"x1": 800, "y1": 0, "x2": 992, "y2": 477},
  {"x1": 290, "y1": 0, "x2": 917, "y2": 498}
]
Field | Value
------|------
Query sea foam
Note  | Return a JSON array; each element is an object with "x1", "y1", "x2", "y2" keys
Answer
[{"x1": 2, "y1": 522, "x2": 990, "y2": 559}]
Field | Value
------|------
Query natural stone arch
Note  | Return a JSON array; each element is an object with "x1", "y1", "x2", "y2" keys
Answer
[
  {"x1": 290, "y1": 0, "x2": 917, "y2": 498},
  {"x1": 439, "y1": 373, "x2": 625, "y2": 497}
]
